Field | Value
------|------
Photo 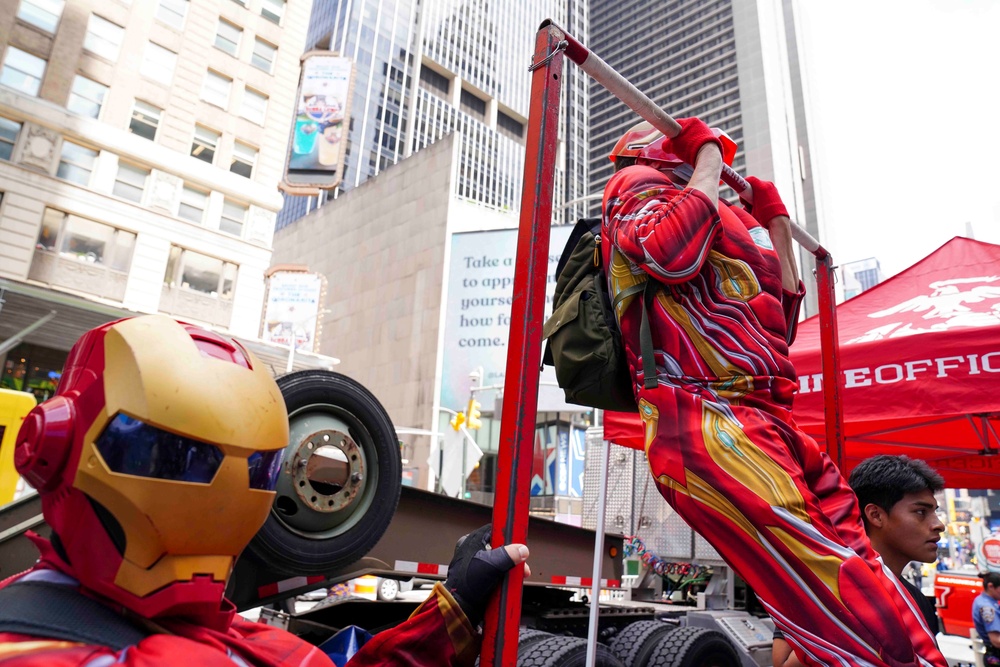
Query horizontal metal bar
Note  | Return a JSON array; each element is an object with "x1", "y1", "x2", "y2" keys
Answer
[
  {"x1": 0, "y1": 515, "x2": 45, "y2": 545},
  {"x1": 546, "y1": 21, "x2": 827, "y2": 259}
]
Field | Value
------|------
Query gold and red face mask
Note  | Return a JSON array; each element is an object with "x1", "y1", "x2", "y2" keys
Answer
[{"x1": 37, "y1": 315, "x2": 289, "y2": 618}]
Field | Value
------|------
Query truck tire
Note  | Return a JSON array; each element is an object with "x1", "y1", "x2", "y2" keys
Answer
[
  {"x1": 608, "y1": 620, "x2": 676, "y2": 667},
  {"x1": 517, "y1": 635, "x2": 625, "y2": 667},
  {"x1": 644, "y1": 627, "x2": 740, "y2": 667},
  {"x1": 474, "y1": 628, "x2": 554, "y2": 666},
  {"x1": 517, "y1": 629, "x2": 554, "y2": 657},
  {"x1": 246, "y1": 370, "x2": 402, "y2": 575}
]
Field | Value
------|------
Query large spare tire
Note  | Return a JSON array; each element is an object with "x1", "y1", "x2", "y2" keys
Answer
[
  {"x1": 245, "y1": 370, "x2": 401, "y2": 575},
  {"x1": 644, "y1": 627, "x2": 740, "y2": 667}
]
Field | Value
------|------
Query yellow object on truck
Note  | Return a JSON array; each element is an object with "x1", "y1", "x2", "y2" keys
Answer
[{"x1": 0, "y1": 388, "x2": 36, "y2": 504}]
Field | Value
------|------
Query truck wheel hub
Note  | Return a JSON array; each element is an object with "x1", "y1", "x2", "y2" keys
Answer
[{"x1": 291, "y1": 428, "x2": 365, "y2": 513}]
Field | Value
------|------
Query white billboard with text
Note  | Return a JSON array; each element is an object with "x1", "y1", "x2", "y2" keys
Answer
[
  {"x1": 262, "y1": 271, "x2": 324, "y2": 353},
  {"x1": 439, "y1": 225, "x2": 581, "y2": 414}
]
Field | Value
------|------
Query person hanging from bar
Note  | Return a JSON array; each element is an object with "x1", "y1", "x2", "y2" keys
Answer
[{"x1": 601, "y1": 119, "x2": 946, "y2": 667}]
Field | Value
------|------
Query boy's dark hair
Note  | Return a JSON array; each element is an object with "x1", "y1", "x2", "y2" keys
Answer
[
  {"x1": 983, "y1": 572, "x2": 1000, "y2": 590},
  {"x1": 848, "y1": 455, "x2": 945, "y2": 528}
]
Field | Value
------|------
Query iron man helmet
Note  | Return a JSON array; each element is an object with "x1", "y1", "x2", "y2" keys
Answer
[
  {"x1": 15, "y1": 315, "x2": 289, "y2": 619},
  {"x1": 609, "y1": 120, "x2": 738, "y2": 171}
]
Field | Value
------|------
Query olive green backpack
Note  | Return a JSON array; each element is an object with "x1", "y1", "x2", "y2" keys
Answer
[{"x1": 542, "y1": 218, "x2": 656, "y2": 411}]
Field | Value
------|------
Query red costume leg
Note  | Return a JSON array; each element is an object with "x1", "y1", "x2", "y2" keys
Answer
[{"x1": 639, "y1": 391, "x2": 945, "y2": 667}]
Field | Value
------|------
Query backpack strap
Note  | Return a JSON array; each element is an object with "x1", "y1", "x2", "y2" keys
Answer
[
  {"x1": 610, "y1": 282, "x2": 646, "y2": 312},
  {"x1": 611, "y1": 281, "x2": 658, "y2": 390},
  {"x1": 0, "y1": 580, "x2": 152, "y2": 650}
]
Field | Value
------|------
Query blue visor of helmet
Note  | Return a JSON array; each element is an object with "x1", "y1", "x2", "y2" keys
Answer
[
  {"x1": 247, "y1": 450, "x2": 284, "y2": 490},
  {"x1": 95, "y1": 413, "x2": 284, "y2": 490}
]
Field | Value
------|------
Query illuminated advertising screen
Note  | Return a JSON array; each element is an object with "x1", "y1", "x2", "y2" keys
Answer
[{"x1": 281, "y1": 52, "x2": 353, "y2": 193}]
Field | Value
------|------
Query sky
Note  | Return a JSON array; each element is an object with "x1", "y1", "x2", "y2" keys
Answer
[{"x1": 794, "y1": 0, "x2": 1000, "y2": 278}]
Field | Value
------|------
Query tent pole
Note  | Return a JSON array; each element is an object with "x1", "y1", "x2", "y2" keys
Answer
[
  {"x1": 815, "y1": 255, "x2": 846, "y2": 470},
  {"x1": 982, "y1": 415, "x2": 1000, "y2": 453}
]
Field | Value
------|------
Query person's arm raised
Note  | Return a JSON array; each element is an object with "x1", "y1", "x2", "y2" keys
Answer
[{"x1": 686, "y1": 142, "x2": 722, "y2": 204}]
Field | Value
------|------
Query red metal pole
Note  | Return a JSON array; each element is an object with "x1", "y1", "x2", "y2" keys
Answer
[
  {"x1": 815, "y1": 254, "x2": 846, "y2": 470},
  {"x1": 479, "y1": 23, "x2": 564, "y2": 667}
]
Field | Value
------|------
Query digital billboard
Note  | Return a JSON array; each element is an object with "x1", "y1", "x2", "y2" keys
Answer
[{"x1": 281, "y1": 52, "x2": 353, "y2": 194}]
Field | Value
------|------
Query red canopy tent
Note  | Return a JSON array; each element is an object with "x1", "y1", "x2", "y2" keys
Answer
[{"x1": 603, "y1": 236, "x2": 1000, "y2": 488}]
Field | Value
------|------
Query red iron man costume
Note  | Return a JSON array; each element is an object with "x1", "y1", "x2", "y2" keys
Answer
[
  {"x1": 602, "y1": 122, "x2": 945, "y2": 667},
  {"x1": 0, "y1": 315, "x2": 477, "y2": 667}
]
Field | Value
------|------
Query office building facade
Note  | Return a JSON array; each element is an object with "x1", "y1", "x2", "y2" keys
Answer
[
  {"x1": 841, "y1": 257, "x2": 883, "y2": 300},
  {"x1": 276, "y1": 0, "x2": 590, "y2": 228},
  {"x1": 587, "y1": 0, "x2": 824, "y2": 313},
  {"x1": 0, "y1": 0, "x2": 323, "y2": 398}
]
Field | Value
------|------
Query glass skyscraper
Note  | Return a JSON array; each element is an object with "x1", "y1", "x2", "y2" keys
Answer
[{"x1": 277, "y1": 0, "x2": 590, "y2": 228}]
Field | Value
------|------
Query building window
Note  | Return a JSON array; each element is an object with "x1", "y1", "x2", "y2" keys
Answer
[
  {"x1": 83, "y1": 15, "x2": 125, "y2": 61},
  {"x1": 1, "y1": 47, "x2": 46, "y2": 96},
  {"x1": 230, "y1": 140, "x2": 256, "y2": 178},
  {"x1": 201, "y1": 70, "x2": 232, "y2": 108},
  {"x1": 129, "y1": 100, "x2": 161, "y2": 140},
  {"x1": 418, "y1": 66, "x2": 449, "y2": 99},
  {"x1": 219, "y1": 199, "x2": 246, "y2": 236},
  {"x1": 460, "y1": 89, "x2": 486, "y2": 120},
  {"x1": 37, "y1": 208, "x2": 136, "y2": 272},
  {"x1": 191, "y1": 125, "x2": 219, "y2": 163},
  {"x1": 57, "y1": 140, "x2": 98, "y2": 185},
  {"x1": 164, "y1": 246, "x2": 237, "y2": 300},
  {"x1": 67, "y1": 75, "x2": 107, "y2": 119},
  {"x1": 214, "y1": 19, "x2": 242, "y2": 56},
  {"x1": 497, "y1": 111, "x2": 524, "y2": 140},
  {"x1": 240, "y1": 88, "x2": 267, "y2": 125},
  {"x1": 260, "y1": 0, "x2": 284, "y2": 24},
  {"x1": 251, "y1": 38, "x2": 276, "y2": 73},
  {"x1": 140, "y1": 43, "x2": 177, "y2": 82},
  {"x1": 155, "y1": 0, "x2": 187, "y2": 29},
  {"x1": 113, "y1": 162, "x2": 149, "y2": 203},
  {"x1": 35, "y1": 207, "x2": 62, "y2": 251},
  {"x1": 178, "y1": 184, "x2": 209, "y2": 223},
  {"x1": 0, "y1": 116, "x2": 22, "y2": 161},
  {"x1": 17, "y1": 0, "x2": 66, "y2": 33}
]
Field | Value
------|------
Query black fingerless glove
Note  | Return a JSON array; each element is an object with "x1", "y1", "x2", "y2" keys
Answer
[{"x1": 444, "y1": 525, "x2": 515, "y2": 627}]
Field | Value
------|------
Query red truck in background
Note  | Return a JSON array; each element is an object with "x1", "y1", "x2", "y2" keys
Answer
[{"x1": 934, "y1": 570, "x2": 983, "y2": 637}]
